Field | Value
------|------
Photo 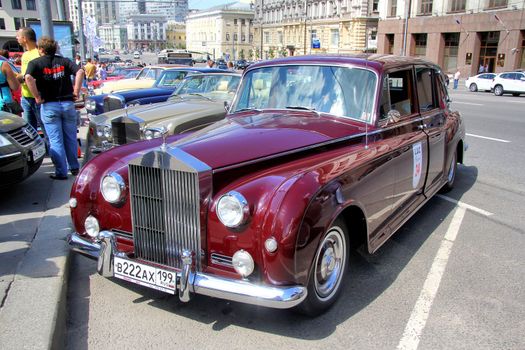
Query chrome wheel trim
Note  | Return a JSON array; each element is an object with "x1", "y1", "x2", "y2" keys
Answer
[
  {"x1": 448, "y1": 152, "x2": 456, "y2": 183},
  {"x1": 313, "y1": 226, "x2": 346, "y2": 301},
  {"x1": 495, "y1": 86, "x2": 503, "y2": 96},
  {"x1": 469, "y1": 83, "x2": 477, "y2": 92}
]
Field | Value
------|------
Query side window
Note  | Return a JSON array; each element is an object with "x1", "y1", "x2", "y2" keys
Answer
[
  {"x1": 379, "y1": 69, "x2": 416, "y2": 120},
  {"x1": 415, "y1": 67, "x2": 438, "y2": 112},
  {"x1": 435, "y1": 72, "x2": 450, "y2": 109}
]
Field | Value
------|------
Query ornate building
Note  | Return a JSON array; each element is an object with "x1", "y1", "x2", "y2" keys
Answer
[
  {"x1": 186, "y1": 1, "x2": 255, "y2": 61},
  {"x1": 377, "y1": 0, "x2": 525, "y2": 75},
  {"x1": 253, "y1": 0, "x2": 379, "y2": 59},
  {"x1": 127, "y1": 14, "x2": 167, "y2": 51}
]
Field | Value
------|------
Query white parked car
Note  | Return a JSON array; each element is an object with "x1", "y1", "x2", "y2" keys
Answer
[
  {"x1": 464, "y1": 73, "x2": 496, "y2": 92},
  {"x1": 490, "y1": 71, "x2": 525, "y2": 96},
  {"x1": 133, "y1": 51, "x2": 140, "y2": 59}
]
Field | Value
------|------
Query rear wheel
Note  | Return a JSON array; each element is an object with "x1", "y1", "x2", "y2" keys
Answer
[
  {"x1": 296, "y1": 219, "x2": 349, "y2": 316},
  {"x1": 469, "y1": 83, "x2": 478, "y2": 92},
  {"x1": 440, "y1": 150, "x2": 457, "y2": 193},
  {"x1": 494, "y1": 85, "x2": 504, "y2": 96}
]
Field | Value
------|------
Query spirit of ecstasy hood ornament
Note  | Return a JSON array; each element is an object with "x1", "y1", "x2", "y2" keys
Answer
[{"x1": 160, "y1": 125, "x2": 171, "y2": 151}]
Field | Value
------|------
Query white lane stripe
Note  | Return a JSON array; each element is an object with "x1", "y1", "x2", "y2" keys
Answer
[
  {"x1": 452, "y1": 101, "x2": 484, "y2": 106},
  {"x1": 465, "y1": 133, "x2": 511, "y2": 143},
  {"x1": 437, "y1": 195, "x2": 493, "y2": 216},
  {"x1": 397, "y1": 206, "x2": 467, "y2": 350}
]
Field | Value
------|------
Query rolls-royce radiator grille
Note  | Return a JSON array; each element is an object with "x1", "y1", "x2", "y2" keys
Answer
[
  {"x1": 129, "y1": 164, "x2": 201, "y2": 270},
  {"x1": 103, "y1": 96, "x2": 123, "y2": 112}
]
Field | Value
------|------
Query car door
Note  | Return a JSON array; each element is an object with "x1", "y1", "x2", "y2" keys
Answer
[
  {"x1": 376, "y1": 67, "x2": 429, "y2": 232},
  {"x1": 416, "y1": 66, "x2": 446, "y2": 194},
  {"x1": 515, "y1": 72, "x2": 525, "y2": 93},
  {"x1": 479, "y1": 74, "x2": 493, "y2": 91}
]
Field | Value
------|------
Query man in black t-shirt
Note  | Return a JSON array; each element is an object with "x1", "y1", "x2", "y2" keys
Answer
[{"x1": 25, "y1": 36, "x2": 85, "y2": 180}]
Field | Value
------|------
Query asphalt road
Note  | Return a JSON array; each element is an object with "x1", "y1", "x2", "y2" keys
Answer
[{"x1": 65, "y1": 88, "x2": 525, "y2": 349}]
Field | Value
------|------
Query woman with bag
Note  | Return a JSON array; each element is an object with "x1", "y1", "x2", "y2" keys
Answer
[{"x1": 0, "y1": 60, "x2": 21, "y2": 114}]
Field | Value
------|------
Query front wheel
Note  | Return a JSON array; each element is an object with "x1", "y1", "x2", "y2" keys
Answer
[
  {"x1": 494, "y1": 85, "x2": 504, "y2": 96},
  {"x1": 296, "y1": 219, "x2": 349, "y2": 316},
  {"x1": 469, "y1": 83, "x2": 478, "y2": 92}
]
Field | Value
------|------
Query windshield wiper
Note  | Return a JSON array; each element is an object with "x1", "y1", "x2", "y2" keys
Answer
[
  {"x1": 285, "y1": 106, "x2": 320, "y2": 116},
  {"x1": 188, "y1": 93, "x2": 212, "y2": 101}
]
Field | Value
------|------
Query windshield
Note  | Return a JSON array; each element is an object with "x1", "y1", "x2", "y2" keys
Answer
[
  {"x1": 156, "y1": 70, "x2": 189, "y2": 87},
  {"x1": 231, "y1": 65, "x2": 377, "y2": 122},
  {"x1": 170, "y1": 74, "x2": 240, "y2": 100},
  {"x1": 124, "y1": 70, "x2": 140, "y2": 79}
]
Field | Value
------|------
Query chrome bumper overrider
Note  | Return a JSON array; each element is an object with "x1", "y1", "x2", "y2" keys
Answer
[{"x1": 67, "y1": 231, "x2": 307, "y2": 309}]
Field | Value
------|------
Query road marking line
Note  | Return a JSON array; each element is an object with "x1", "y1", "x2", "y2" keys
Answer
[
  {"x1": 397, "y1": 206, "x2": 467, "y2": 350},
  {"x1": 465, "y1": 133, "x2": 511, "y2": 143},
  {"x1": 452, "y1": 101, "x2": 484, "y2": 106},
  {"x1": 437, "y1": 195, "x2": 494, "y2": 216}
]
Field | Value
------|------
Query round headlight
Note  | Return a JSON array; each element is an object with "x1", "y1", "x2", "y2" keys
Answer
[
  {"x1": 216, "y1": 191, "x2": 249, "y2": 228},
  {"x1": 232, "y1": 250, "x2": 254, "y2": 278},
  {"x1": 144, "y1": 129, "x2": 154, "y2": 140},
  {"x1": 85, "y1": 215, "x2": 100, "y2": 238},
  {"x1": 101, "y1": 172, "x2": 125, "y2": 203}
]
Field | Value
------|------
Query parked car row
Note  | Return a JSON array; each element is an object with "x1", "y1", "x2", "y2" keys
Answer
[{"x1": 465, "y1": 70, "x2": 525, "y2": 96}]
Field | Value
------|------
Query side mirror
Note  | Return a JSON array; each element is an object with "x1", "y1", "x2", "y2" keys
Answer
[{"x1": 224, "y1": 101, "x2": 231, "y2": 113}]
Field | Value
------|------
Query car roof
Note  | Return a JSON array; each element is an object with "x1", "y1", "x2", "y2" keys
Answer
[
  {"x1": 163, "y1": 67, "x2": 227, "y2": 73},
  {"x1": 185, "y1": 71, "x2": 241, "y2": 77},
  {"x1": 248, "y1": 54, "x2": 441, "y2": 74}
]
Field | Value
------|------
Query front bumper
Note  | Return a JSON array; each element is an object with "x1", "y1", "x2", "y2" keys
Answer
[{"x1": 67, "y1": 231, "x2": 307, "y2": 309}]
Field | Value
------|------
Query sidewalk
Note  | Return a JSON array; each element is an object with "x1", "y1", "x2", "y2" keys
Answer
[{"x1": 0, "y1": 124, "x2": 88, "y2": 350}]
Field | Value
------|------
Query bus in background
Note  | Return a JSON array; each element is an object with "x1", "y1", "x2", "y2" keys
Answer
[{"x1": 158, "y1": 50, "x2": 193, "y2": 66}]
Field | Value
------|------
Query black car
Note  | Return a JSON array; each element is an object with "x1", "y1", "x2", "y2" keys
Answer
[
  {"x1": 0, "y1": 112, "x2": 46, "y2": 187},
  {"x1": 234, "y1": 59, "x2": 250, "y2": 70}
]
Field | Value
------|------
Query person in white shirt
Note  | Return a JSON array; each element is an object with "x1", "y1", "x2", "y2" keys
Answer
[{"x1": 453, "y1": 69, "x2": 460, "y2": 90}]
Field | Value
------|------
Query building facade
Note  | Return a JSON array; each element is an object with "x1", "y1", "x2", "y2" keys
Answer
[
  {"x1": 127, "y1": 14, "x2": 167, "y2": 51},
  {"x1": 99, "y1": 24, "x2": 128, "y2": 51},
  {"x1": 186, "y1": 2, "x2": 255, "y2": 61},
  {"x1": 166, "y1": 21, "x2": 186, "y2": 49},
  {"x1": 253, "y1": 0, "x2": 379, "y2": 59},
  {"x1": 0, "y1": 0, "x2": 62, "y2": 51},
  {"x1": 146, "y1": 0, "x2": 188, "y2": 23},
  {"x1": 69, "y1": 0, "x2": 119, "y2": 33},
  {"x1": 377, "y1": 0, "x2": 525, "y2": 75}
]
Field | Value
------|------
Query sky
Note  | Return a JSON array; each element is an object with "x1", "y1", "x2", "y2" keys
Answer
[{"x1": 189, "y1": 0, "x2": 248, "y2": 10}]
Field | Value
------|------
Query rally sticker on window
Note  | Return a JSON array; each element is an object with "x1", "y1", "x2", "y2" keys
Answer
[{"x1": 413, "y1": 142, "x2": 423, "y2": 188}]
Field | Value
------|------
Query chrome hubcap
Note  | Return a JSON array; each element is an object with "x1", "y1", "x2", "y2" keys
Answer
[{"x1": 314, "y1": 227, "x2": 346, "y2": 300}]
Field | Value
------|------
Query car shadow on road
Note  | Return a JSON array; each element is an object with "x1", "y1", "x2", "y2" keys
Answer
[{"x1": 66, "y1": 165, "x2": 478, "y2": 343}]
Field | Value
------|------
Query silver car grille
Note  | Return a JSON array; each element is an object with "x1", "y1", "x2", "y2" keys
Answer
[
  {"x1": 129, "y1": 164, "x2": 202, "y2": 270},
  {"x1": 7, "y1": 126, "x2": 38, "y2": 147},
  {"x1": 103, "y1": 96, "x2": 123, "y2": 112}
]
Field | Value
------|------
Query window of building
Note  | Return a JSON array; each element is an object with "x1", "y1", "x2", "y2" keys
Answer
[
  {"x1": 278, "y1": 31, "x2": 283, "y2": 44},
  {"x1": 416, "y1": 68, "x2": 437, "y2": 112},
  {"x1": 443, "y1": 32, "x2": 460, "y2": 73},
  {"x1": 241, "y1": 34, "x2": 246, "y2": 42},
  {"x1": 26, "y1": 0, "x2": 35, "y2": 10},
  {"x1": 379, "y1": 69, "x2": 416, "y2": 119},
  {"x1": 241, "y1": 19, "x2": 245, "y2": 25},
  {"x1": 449, "y1": 0, "x2": 466, "y2": 12},
  {"x1": 11, "y1": 0, "x2": 21, "y2": 9},
  {"x1": 386, "y1": 33, "x2": 395, "y2": 54},
  {"x1": 486, "y1": 0, "x2": 507, "y2": 8},
  {"x1": 234, "y1": 33, "x2": 238, "y2": 41},
  {"x1": 413, "y1": 33, "x2": 427, "y2": 56},
  {"x1": 0, "y1": 18, "x2": 5, "y2": 30},
  {"x1": 14, "y1": 17, "x2": 23, "y2": 30},
  {"x1": 234, "y1": 19, "x2": 237, "y2": 25},
  {"x1": 249, "y1": 34, "x2": 253, "y2": 42},
  {"x1": 226, "y1": 33, "x2": 230, "y2": 41},
  {"x1": 389, "y1": 0, "x2": 397, "y2": 17},
  {"x1": 264, "y1": 31, "x2": 270, "y2": 44},
  {"x1": 372, "y1": 0, "x2": 379, "y2": 12},
  {"x1": 331, "y1": 29, "x2": 339, "y2": 47},
  {"x1": 419, "y1": 0, "x2": 433, "y2": 14}
]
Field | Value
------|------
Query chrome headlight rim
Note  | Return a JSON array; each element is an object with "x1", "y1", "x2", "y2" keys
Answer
[
  {"x1": 216, "y1": 191, "x2": 249, "y2": 228},
  {"x1": 100, "y1": 172, "x2": 126, "y2": 204}
]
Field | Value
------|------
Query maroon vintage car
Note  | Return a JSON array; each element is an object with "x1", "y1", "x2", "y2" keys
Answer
[{"x1": 67, "y1": 55, "x2": 466, "y2": 315}]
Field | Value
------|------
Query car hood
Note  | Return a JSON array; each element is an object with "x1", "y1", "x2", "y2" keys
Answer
[
  {"x1": 96, "y1": 78, "x2": 155, "y2": 94},
  {"x1": 96, "y1": 98, "x2": 225, "y2": 125},
  {"x1": 116, "y1": 87, "x2": 173, "y2": 100},
  {"x1": 0, "y1": 112, "x2": 27, "y2": 132},
  {"x1": 171, "y1": 110, "x2": 367, "y2": 170}
]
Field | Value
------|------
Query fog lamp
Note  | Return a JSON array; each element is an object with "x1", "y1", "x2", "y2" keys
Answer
[
  {"x1": 85, "y1": 215, "x2": 100, "y2": 238},
  {"x1": 69, "y1": 198, "x2": 77, "y2": 208},
  {"x1": 232, "y1": 250, "x2": 254, "y2": 278},
  {"x1": 264, "y1": 237, "x2": 278, "y2": 253}
]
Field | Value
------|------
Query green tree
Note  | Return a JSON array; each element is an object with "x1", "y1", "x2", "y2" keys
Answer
[{"x1": 239, "y1": 49, "x2": 245, "y2": 59}]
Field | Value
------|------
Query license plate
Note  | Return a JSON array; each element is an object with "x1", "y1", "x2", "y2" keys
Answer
[
  {"x1": 114, "y1": 257, "x2": 177, "y2": 294},
  {"x1": 31, "y1": 142, "x2": 46, "y2": 161}
]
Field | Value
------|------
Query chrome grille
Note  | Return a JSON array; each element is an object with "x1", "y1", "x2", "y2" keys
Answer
[
  {"x1": 7, "y1": 126, "x2": 38, "y2": 147},
  {"x1": 103, "y1": 96, "x2": 123, "y2": 112},
  {"x1": 129, "y1": 164, "x2": 201, "y2": 270}
]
